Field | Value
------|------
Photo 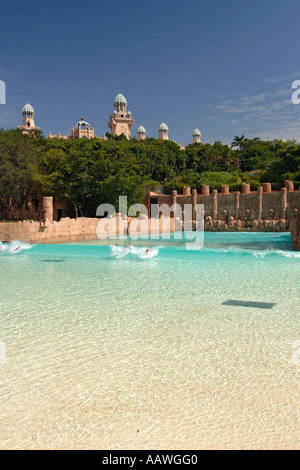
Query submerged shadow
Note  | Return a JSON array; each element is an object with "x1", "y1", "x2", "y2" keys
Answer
[
  {"x1": 222, "y1": 299, "x2": 277, "y2": 309},
  {"x1": 41, "y1": 260, "x2": 66, "y2": 263}
]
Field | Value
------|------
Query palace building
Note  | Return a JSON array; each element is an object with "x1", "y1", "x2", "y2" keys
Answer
[
  {"x1": 108, "y1": 93, "x2": 134, "y2": 139},
  {"x1": 137, "y1": 125, "x2": 146, "y2": 140},
  {"x1": 193, "y1": 128, "x2": 201, "y2": 144},
  {"x1": 19, "y1": 93, "x2": 202, "y2": 146},
  {"x1": 158, "y1": 122, "x2": 169, "y2": 140},
  {"x1": 19, "y1": 103, "x2": 40, "y2": 134},
  {"x1": 48, "y1": 117, "x2": 96, "y2": 140}
]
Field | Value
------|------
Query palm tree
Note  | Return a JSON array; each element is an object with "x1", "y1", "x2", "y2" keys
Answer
[{"x1": 231, "y1": 135, "x2": 245, "y2": 151}]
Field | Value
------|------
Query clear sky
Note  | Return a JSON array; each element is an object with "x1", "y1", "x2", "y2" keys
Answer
[{"x1": 1, "y1": 0, "x2": 300, "y2": 146}]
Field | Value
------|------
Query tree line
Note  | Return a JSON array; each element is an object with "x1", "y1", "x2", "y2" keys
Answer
[{"x1": 0, "y1": 128, "x2": 299, "y2": 219}]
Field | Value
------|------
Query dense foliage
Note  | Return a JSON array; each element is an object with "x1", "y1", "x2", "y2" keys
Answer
[
  {"x1": 0, "y1": 129, "x2": 41, "y2": 218},
  {"x1": 0, "y1": 129, "x2": 299, "y2": 218}
]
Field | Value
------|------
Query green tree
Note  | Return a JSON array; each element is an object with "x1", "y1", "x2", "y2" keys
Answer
[
  {"x1": 231, "y1": 135, "x2": 245, "y2": 151},
  {"x1": 0, "y1": 129, "x2": 42, "y2": 218}
]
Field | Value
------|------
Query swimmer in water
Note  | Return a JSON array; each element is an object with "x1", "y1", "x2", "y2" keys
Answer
[
  {"x1": 13, "y1": 246, "x2": 21, "y2": 252},
  {"x1": 145, "y1": 249, "x2": 151, "y2": 253}
]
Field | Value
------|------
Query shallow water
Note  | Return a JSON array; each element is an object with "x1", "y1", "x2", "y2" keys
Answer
[{"x1": 0, "y1": 233, "x2": 299, "y2": 449}]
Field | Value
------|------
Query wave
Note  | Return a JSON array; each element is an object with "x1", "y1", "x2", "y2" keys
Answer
[
  {"x1": 0, "y1": 240, "x2": 33, "y2": 254},
  {"x1": 109, "y1": 243, "x2": 299, "y2": 260},
  {"x1": 253, "y1": 249, "x2": 300, "y2": 259},
  {"x1": 201, "y1": 246, "x2": 300, "y2": 259},
  {"x1": 110, "y1": 245, "x2": 160, "y2": 260}
]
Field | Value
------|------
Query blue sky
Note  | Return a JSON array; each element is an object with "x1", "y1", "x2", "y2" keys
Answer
[{"x1": 1, "y1": 0, "x2": 300, "y2": 146}]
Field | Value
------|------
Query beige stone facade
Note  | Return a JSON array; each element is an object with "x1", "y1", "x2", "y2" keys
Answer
[
  {"x1": 145, "y1": 180, "x2": 300, "y2": 235},
  {"x1": 19, "y1": 103, "x2": 39, "y2": 134},
  {"x1": 158, "y1": 122, "x2": 169, "y2": 140},
  {"x1": 193, "y1": 128, "x2": 201, "y2": 144},
  {"x1": 108, "y1": 93, "x2": 134, "y2": 139},
  {"x1": 48, "y1": 117, "x2": 97, "y2": 140},
  {"x1": 137, "y1": 126, "x2": 146, "y2": 140}
]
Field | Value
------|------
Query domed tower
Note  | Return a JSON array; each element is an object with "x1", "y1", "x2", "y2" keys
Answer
[
  {"x1": 19, "y1": 103, "x2": 39, "y2": 134},
  {"x1": 158, "y1": 122, "x2": 169, "y2": 140},
  {"x1": 108, "y1": 93, "x2": 134, "y2": 139},
  {"x1": 71, "y1": 117, "x2": 95, "y2": 139},
  {"x1": 137, "y1": 125, "x2": 146, "y2": 141},
  {"x1": 193, "y1": 128, "x2": 201, "y2": 144},
  {"x1": 114, "y1": 93, "x2": 127, "y2": 113}
]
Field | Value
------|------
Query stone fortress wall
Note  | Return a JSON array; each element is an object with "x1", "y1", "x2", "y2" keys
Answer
[
  {"x1": 146, "y1": 180, "x2": 300, "y2": 234},
  {"x1": 1, "y1": 182, "x2": 300, "y2": 249},
  {"x1": 0, "y1": 197, "x2": 114, "y2": 244},
  {"x1": 0, "y1": 197, "x2": 165, "y2": 244}
]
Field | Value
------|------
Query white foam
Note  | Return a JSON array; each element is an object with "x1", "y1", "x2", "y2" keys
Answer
[
  {"x1": 252, "y1": 249, "x2": 300, "y2": 259},
  {"x1": 110, "y1": 245, "x2": 159, "y2": 260},
  {"x1": 0, "y1": 240, "x2": 33, "y2": 254},
  {"x1": 205, "y1": 246, "x2": 300, "y2": 259}
]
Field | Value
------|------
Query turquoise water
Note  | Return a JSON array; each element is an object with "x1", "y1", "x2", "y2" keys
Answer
[{"x1": 0, "y1": 233, "x2": 299, "y2": 449}]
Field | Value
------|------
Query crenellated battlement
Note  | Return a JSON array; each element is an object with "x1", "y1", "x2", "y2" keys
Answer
[
  {"x1": 1, "y1": 182, "x2": 299, "y2": 249},
  {"x1": 145, "y1": 180, "x2": 300, "y2": 238}
]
